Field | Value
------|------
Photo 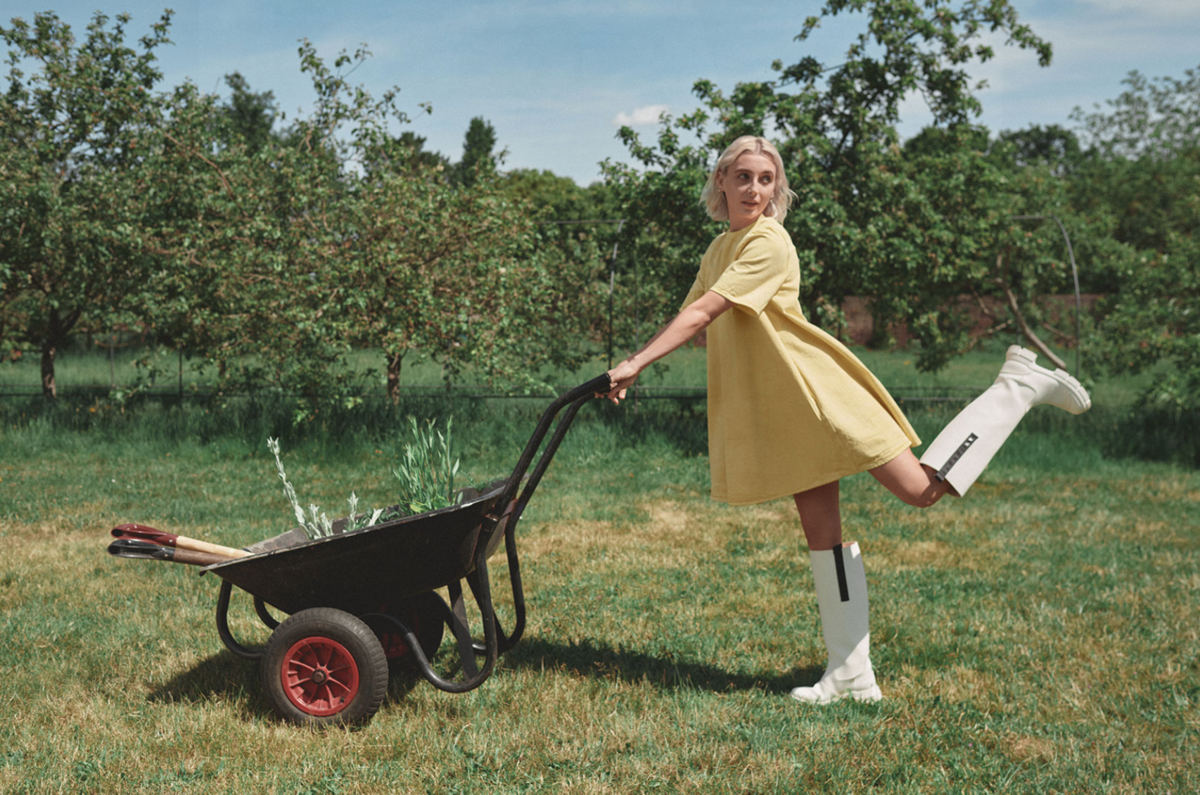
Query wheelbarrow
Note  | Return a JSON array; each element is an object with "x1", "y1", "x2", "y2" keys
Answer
[{"x1": 107, "y1": 374, "x2": 611, "y2": 725}]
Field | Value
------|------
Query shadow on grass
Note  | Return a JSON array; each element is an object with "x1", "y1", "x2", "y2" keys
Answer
[
  {"x1": 146, "y1": 651, "x2": 269, "y2": 716},
  {"x1": 145, "y1": 636, "x2": 824, "y2": 713},
  {"x1": 505, "y1": 636, "x2": 821, "y2": 695}
]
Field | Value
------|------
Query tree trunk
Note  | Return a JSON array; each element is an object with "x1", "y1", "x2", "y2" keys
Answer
[
  {"x1": 386, "y1": 351, "x2": 403, "y2": 405},
  {"x1": 41, "y1": 342, "x2": 58, "y2": 399},
  {"x1": 39, "y1": 308, "x2": 77, "y2": 399}
]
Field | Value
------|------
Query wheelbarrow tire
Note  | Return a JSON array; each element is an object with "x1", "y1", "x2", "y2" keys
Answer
[
  {"x1": 372, "y1": 591, "x2": 446, "y2": 674},
  {"x1": 260, "y1": 607, "x2": 389, "y2": 727}
]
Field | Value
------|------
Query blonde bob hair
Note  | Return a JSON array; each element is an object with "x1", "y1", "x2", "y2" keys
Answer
[{"x1": 700, "y1": 135, "x2": 796, "y2": 224}]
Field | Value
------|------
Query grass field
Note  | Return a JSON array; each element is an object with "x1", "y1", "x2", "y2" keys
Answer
[{"x1": 0, "y1": 346, "x2": 1197, "y2": 794}]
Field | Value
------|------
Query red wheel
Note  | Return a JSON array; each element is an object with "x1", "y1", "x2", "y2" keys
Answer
[
  {"x1": 261, "y1": 608, "x2": 388, "y2": 726},
  {"x1": 279, "y1": 637, "x2": 361, "y2": 717}
]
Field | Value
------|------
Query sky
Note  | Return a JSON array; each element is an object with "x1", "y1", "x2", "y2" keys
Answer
[{"x1": 4, "y1": 1, "x2": 1200, "y2": 185}]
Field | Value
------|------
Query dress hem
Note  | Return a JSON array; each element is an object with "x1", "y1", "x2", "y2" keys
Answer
[{"x1": 709, "y1": 438, "x2": 916, "y2": 506}]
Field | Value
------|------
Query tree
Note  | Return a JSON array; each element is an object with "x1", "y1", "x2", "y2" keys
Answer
[
  {"x1": 289, "y1": 54, "x2": 599, "y2": 400},
  {"x1": 216, "y1": 71, "x2": 278, "y2": 153},
  {"x1": 451, "y1": 116, "x2": 498, "y2": 187},
  {"x1": 0, "y1": 10, "x2": 174, "y2": 397},
  {"x1": 1069, "y1": 67, "x2": 1200, "y2": 427},
  {"x1": 604, "y1": 0, "x2": 1062, "y2": 370},
  {"x1": 989, "y1": 124, "x2": 1082, "y2": 175}
]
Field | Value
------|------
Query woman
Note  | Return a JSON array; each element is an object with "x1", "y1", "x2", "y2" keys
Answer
[{"x1": 603, "y1": 135, "x2": 1090, "y2": 704}]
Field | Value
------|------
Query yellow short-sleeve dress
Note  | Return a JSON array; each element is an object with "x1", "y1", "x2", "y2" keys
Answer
[{"x1": 682, "y1": 215, "x2": 920, "y2": 505}]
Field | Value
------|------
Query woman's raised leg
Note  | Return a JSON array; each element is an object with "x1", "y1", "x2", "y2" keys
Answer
[
  {"x1": 870, "y1": 450, "x2": 953, "y2": 507},
  {"x1": 917, "y1": 345, "x2": 1090, "y2": 497}
]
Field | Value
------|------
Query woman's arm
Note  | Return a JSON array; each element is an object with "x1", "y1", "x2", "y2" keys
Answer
[{"x1": 603, "y1": 290, "x2": 732, "y2": 404}]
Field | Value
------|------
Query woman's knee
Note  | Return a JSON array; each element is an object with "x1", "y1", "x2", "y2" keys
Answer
[
  {"x1": 901, "y1": 487, "x2": 945, "y2": 509},
  {"x1": 870, "y1": 454, "x2": 949, "y2": 508}
]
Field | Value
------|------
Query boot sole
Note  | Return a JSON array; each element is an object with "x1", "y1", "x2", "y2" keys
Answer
[
  {"x1": 789, "y1": 684, "x2": 883, "y2": 705},
  {"x1": 1008, "y1": 346, "x2": 1091, "y2": 414},
  {"x1": 1050, "y1": 368, "x2": 1091, "y2": 414}
]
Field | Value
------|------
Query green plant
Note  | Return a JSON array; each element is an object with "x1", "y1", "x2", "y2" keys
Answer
[
  {"x1": 267, "y1": 437, "x2": 382, "y2": 539},
  {"x1": 391, "y1": 416, "x2": 462, "y2": 514},
  {"x1": 264, "y1": 417, "x2": 462, "y2": 540}
]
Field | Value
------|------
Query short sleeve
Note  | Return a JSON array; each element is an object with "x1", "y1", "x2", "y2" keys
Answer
[{"x1": 708, "y1": 228, "x2": 790, "y2": 316}]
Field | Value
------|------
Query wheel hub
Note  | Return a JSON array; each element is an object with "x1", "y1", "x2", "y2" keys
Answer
[{"x1": 279, "y1": 636, "x2": 360, "y2": 717}]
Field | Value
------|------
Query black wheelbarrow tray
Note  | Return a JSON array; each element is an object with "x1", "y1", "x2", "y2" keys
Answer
[{"x1": 110, "y1": 374, "x2": 610, "y2": 726}]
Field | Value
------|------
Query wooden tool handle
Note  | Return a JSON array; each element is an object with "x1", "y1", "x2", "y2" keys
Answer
[
  {"x1": 169, "y1": 548, "x2": 230, "y2": 566},
  {"x1": 111, "y1": 523, "x2": 249, "y2": 559},
  {"x1": 173, "y1": 536, "x2": 250, "y2": 560}
]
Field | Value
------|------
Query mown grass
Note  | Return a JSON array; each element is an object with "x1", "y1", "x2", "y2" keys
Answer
[{"x1": 0, "y1": 347, "x2": 1196, "y2": 794}]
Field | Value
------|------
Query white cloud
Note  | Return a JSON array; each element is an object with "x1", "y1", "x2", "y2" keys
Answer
[
  {"x1": 1073, "y1": 0, "x2": 1200, "y2": 17},
  {"x1": 612, "y1": 104, "x2": 669, "y2": 127}
]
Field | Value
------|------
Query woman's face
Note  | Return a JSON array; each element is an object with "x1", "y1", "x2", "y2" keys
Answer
[{"x1": 715, "y1": 151, "x2": 777, "y2": 231}]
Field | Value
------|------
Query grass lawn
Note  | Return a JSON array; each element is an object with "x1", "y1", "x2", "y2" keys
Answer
[{"x1": 0, "y1": 347, "x2": 1196, "y2": 793}]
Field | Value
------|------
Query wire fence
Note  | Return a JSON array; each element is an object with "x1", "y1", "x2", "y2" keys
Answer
[
  {"x1": 0, "y1": 382, "x2": 987, "y2": 403},
  {"x1": 0, "y1": 329, "x2": 992, "y2": 403}
]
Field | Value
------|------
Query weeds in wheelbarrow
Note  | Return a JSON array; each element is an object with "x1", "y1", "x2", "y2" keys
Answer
[
  {"x1": 267, "y1": 437, "x2": 372, "y2": 539},
  {"x1": 267, "y1": 417, "x2": 467, "y2": 541},
  {"x1": 391, "y1": 416, "x2": 462, "y2": 515}
]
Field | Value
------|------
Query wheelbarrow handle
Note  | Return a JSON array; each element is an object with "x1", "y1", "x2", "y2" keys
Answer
[
  {"x1": 577, "y1": 372, "x2": 614, "y2": 401},
  {"x1": 498, "y1": 373, "x2": 611, "y2": 518}
]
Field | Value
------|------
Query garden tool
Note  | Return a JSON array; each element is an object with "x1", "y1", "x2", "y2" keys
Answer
[
  {"x1": 110, "y1": 523, "x2": 249, "y2": 559},
  {"x1": 107, "y1": 538, "x2": 228, "y2": 567}
]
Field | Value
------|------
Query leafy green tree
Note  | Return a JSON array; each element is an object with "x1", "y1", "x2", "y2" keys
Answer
[
  {"x1": 989, "y1": 124, "x2": 1082, "y2": 175},
  {"x1": 1071, "y1": 68, "x2": 1200, "y2": 253},
  {"x1": 604, "y1": 0, "x2": 1064, "y2": 370},
  {"x1": 0, "y1": 10, "x2": 174, "y2": 397},
  {"x1": 297, "y1": 58, "x2": 600, "y2": 399},
  {"x1": 451, "y1": 116, "x2": 499, "y2": 188},
  {"x1": 394, "y1": 131, "x2": 450, "y2": 173},
  {"x1": 216, "y1": 71, "x2": 278, "y2": 153},
  {"x1": 1069, "y1": 67, "x2": 1200, "y2": 424}
]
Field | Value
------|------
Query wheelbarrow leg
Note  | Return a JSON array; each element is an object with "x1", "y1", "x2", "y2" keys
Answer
[
  {"x1": 216, "y1": 580, "x2": 265, "y2": 660},
  {"x1": 465, "y1": 519, "x2": 527, "y2": 656},
  {"x1": 466, "y1": 570, "x2": 514, "y2": 656},
  {"x1": 447, "y1": 580, "x2": 480, "y2": 678}
]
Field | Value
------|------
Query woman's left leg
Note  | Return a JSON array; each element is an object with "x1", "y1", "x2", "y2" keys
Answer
[
  {"x1": 793, "y1": 480, "x2": 843, "y2": 550},
  {"x1": 791, "y1": 481, "x2": 883, "y2": 704}
]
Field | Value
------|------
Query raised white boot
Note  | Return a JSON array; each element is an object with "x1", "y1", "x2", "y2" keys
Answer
[
  {"x1": 791, "y1": 542, "x2": 882, "y2": 705},
  {"x1": 919, "y1": 345, "x2": 1091, "y2": 497}
]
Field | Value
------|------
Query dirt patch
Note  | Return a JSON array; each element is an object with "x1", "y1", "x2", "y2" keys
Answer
[{"x1": 1002, "y1": 733, "x2": 1057, "y2": 763}]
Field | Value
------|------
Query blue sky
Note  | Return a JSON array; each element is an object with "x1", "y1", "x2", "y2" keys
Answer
[{"x1": 5, "y1": 1, "x2": 1200, "y2": 184}]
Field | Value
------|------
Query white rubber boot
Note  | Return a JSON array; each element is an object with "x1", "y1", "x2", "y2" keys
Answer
[
  {"x1": 790, "y1": 542, "x2": 883, "y2": 705},
  {"x1": 919, "y1": 345, "x2": 1091, "y2": 497}
]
